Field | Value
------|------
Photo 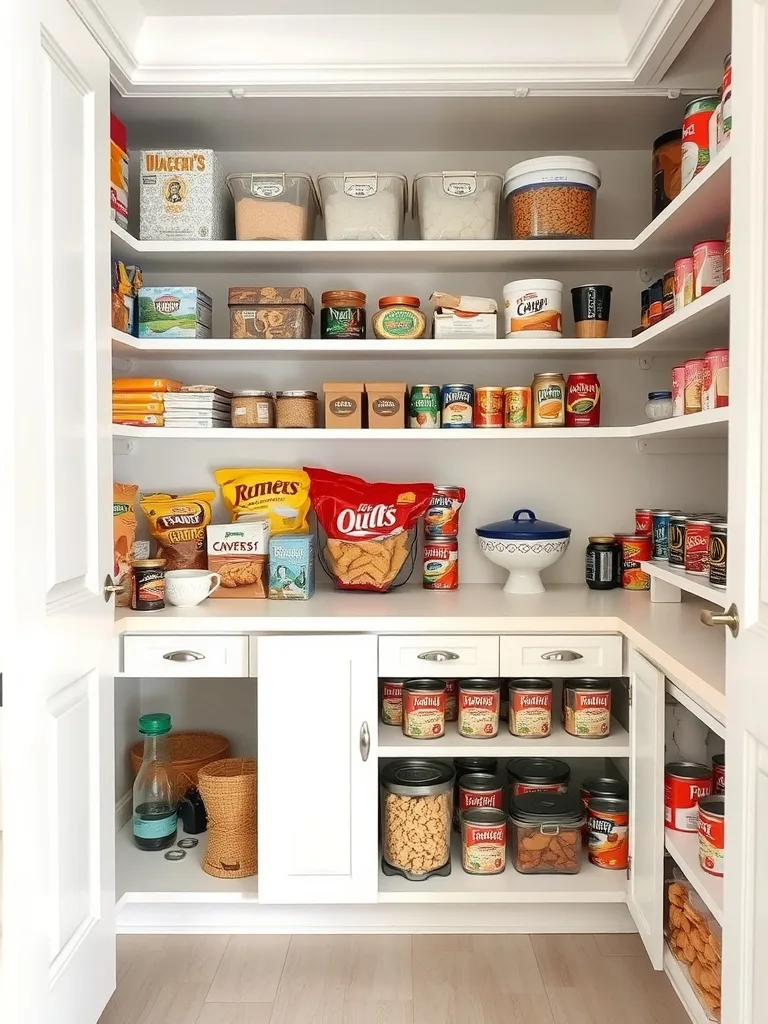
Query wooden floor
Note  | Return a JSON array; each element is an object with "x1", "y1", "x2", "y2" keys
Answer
[{"x1": 99, "y1": 933, "x2": 690, "y2": 1023}]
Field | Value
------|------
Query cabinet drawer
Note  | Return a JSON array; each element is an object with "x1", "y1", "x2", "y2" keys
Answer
[
  {"x1": 500, "y1": 634, "x2": 622, "y2": 677},
  {"x1": 122, "y1": 635, "x2": 250, "y2": 677},
  {"x1": 379, "y1": 635, "x2": 500, "y2": 678}
]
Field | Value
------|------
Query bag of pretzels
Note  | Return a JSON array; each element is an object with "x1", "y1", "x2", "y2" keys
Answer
[{"x1": 305, "y1": 467, "x2": 433, "y2": 592}]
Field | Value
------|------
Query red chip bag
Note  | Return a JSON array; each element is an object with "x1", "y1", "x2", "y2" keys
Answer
[{"x1": 305, "y1": 467, "x2": 434, "y2": 592}]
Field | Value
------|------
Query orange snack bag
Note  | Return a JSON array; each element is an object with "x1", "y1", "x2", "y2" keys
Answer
[{"x1": 113, "y1": 482, "x2": 138, "y2": 607}]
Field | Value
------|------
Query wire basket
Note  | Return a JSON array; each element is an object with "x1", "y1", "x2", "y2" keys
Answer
[
  {"x1": 317, "y1": 527, "x2": 417, "y2": 593},
  {"x1": 197, "y1": 757, "x2": 257, "y2": 879},
  {"x1": 130, "y1": 731, "x2": 230, "y2": 802}
]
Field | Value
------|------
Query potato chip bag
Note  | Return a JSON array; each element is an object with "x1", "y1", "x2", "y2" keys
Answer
[
  {"x1": 140, "y1": 491, "x2": 215, "y2": 570},
  {"x1": 214, "y1": 468, "x2": 311, "y2": 535},
  {"x1": 114, "y1": 482, "x2": 138, "y2": 607}
]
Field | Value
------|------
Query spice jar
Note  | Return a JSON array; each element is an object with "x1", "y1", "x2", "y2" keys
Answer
[
  {"x1": 371, "y1": 296, "x2": 427, "y2": 339},
  {"x1": 457, "y1": 679, "x2": 500, "y2": 738},
  {"x1": 401, "y1": 678, "x2": 446, "y2": 739},
  {"x1": 131, "y1": 558, "x2": 166, "y2": 611},
  {"x1": 275, "y1": 390, "x2": 318, "y2": 428},
  {"x1": 380, "y1": 759, "x2": 454, "y2": 880},
  {"x1": 461, "y1": 808, "x2": 507, "y2": 875},
  {"x1": 509, "y1": 792, "x2": 585, "y2": 874},
  {"x1": 231, "y1": 390, "x2": 275, "y2": 429},
  {"x1": 321, "y1": 290, "x2": 366, "y2": 339}
]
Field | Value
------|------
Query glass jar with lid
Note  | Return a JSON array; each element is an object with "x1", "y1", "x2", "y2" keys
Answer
[
  {"x1": 509, "y1": 792, "x2": 585, "y2": 874},
  {"x1": 320, "y1": 290, "x2": 367, "y2": 340},
  {"x1": 231, "y1": 390, "x2": 275, "y2": 429},
  {"x1": 275, "y1": 390, "x2": 318, "y2": 428},
  {"x1": 371, "y1": 296, "x2": 427, "y2": 339},
  {"x1": 645, "y1": 391, "x2": 674, "y2": 420},
  {"x1": 380, "y1": 759, "x2": 454, "y2": 880}
]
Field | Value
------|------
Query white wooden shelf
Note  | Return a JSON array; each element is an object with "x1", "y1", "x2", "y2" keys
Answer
[
  {"x1": 378, "y1": 718, "x2": 628, "y2": 759},
  {"x1": 664, "y1": 828, "x2": 723, "y2": 925},
  {"x1": 663, "y1": 946, "x2": 713, "y2": 1024},
  {"x1": 642, "y1": 561, "x2": 726, "y2": 608}
]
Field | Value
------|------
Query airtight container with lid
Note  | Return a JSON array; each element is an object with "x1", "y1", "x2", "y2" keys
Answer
[
  {"x1": 317, "y1": 172, "x2": 407, "y2": 241},
  {"x1": 381, "y1": 759, "x2": 454, "y2": 880},
  {"x1": 226, "y1": 172, "x2": 320, "y2": 241},
  {"x1": 413, "y1": 171, "x2": 503, "y2": 240},
  {"x1": 503, "y1": 157, "x2": 601, "y2": 240}
]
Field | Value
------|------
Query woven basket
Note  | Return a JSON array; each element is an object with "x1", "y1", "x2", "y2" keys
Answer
[
  {"x1": 197, "y1": 757, "x2": 258, "y2": 879},
  {"x1": 130, "y1": 731, "x2": 230, "y2": 802}
]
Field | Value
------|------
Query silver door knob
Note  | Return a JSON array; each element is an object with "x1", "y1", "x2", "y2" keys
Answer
[
  {"x1": 700, "y1": 603, "x2": 739, "y2": 638},
  {"x1": 103, "y1": 573, "x2": 124, "y2": 602}
]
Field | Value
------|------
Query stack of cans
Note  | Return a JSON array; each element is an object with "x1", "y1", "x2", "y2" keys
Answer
[{"x1": 423, "y1": 486, "x2": 465, "y2": 590}]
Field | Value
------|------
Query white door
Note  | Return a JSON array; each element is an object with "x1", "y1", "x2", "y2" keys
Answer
[
  {"x1": 626, "y1": 647, "x2": 665, "y2": 969},
  {"x1": 257, "y1": 634, "x2": 379, "y2": 903},
  {"x1": 0, "y1": 1, "x2": 115, "y2": 1022},
  {"x1": 720, "y1": 4, "x2": 768, "y2": 1021}
]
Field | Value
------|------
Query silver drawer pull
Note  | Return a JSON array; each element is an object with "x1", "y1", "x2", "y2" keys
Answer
[
  {"x1": 360, "y1": 722, "x2": 370, "y2": 762},
  {"x1": 417, "y1": 650, "x2": 460, "y2": 662},
  {"x1": 541, "y1": 650, "x2": 583, "y2": 662},
  {"x1": 162, "y1": 650, "x2": 206, "y2": 662}
]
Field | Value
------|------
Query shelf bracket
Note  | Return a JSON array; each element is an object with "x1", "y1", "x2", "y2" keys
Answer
[
  {"x1": 649, "y1": 574, "x2": 683, "y2": 604},
  {"x1": 113, "y1": 439, "x2": 135, "y2": 456}
]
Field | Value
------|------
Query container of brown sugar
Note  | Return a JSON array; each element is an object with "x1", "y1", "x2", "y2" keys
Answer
[
  {"x1": 226, "y1": 172, "x2": 320, "y2": 241},
  {"x1": 275, "y1": 390, "x2": 318, "y2": 428},
  {"x1": 228, "y1": 286, "x2": 314, "y2": 340}
]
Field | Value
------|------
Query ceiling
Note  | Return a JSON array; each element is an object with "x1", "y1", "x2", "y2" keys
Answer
[{"x1": 141, "y1": 0, "x2": 621, "y2": 14}]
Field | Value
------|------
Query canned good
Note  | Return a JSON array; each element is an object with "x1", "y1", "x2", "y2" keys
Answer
[
  {"x1": 423, "y1": 535, "x2": 459, "y2": 590},
  {"x1": 698, "y1": 794, "x2": 724, "y2": 876},
  {"x1": 131, "y1": 558, "x2": 166, "y2": 611},
  {"x1": 640, "y1": 289, "x2": 650, "y2": 327},
  {"x1": 665, "y1": 761, "x2": 712, "y2": 832},
  {"x1": 401, "y1": 679, "x2": 446, "y2": 740},
  {"x1": 453, "y1": 758, "x2": 498, "y2": 830},
  {"x1": 635, "y1": 508, "x2": 655, "y2": 536},
  {"x1": 474, "y1": 386, "x2": 504, "y2": 428},
  {"x1": 580, "y1": 777, "x2": 629, "y2": 840},
  {"x1": 565, "y1": 372, "x2": 601, "y2": 428},
  {"x1": 461, "y1": 808, "x2": 507, "y2": 875},
  {"x1": 668, "y1": 513, "x2": 687, "y2": 567},
  {"x1": 722, "y1": 53, "x2": 732, "y2": 142},
  {"x1": 588, "y1": 797, "x2": 629, "y2": 870},
  {"x1": 424, "y1": 485, "x2": 465, "y2": 538},
  {"x1": 724, "y1": 224, "x2": 731, "y2": 281},
  {"x1": 531, "y1": 372, "x2": 565, "y2": 427},
  {"x1": 684, "y1": 518, "x2": 712, "y2": 575},
  {"x1": 709, "y1": 522, "x2": 727, "y2": 589},
  {"x1": 504, "y1": 386, "x2": 532, "y2": 428},
  {"x1": 441, "y1": 384, "x2": 474, "y2": 428},
  {"x1": 585, "y1": 536, "x2": 621, "y2": 590},
  {"x1": 320, "y1": 290, "x2": 366, "y2": 339},
  {"x1": 563, "y1": 679, "x2": 612, "y2": 738},
  {"x1": 652, "y1": 510, "x2": 680, "y2": 561},
  {"x1": 506, "y1": 757, "x2": 570, "y2": 798},
  {"x1": 621, "y1": 535, "x2": 651, "y2": 589},
  {"x1": 445, "y1": 678, "x2": 458, "y2": 722},
  {"x1": 684, "y1": 358, "x2": 705, "y2": 414},
  {"x1": 458, "y1": 679, "x2": 500, "y2": 739},
  {"x1": 681, "y1": 95, "x2": 720, "y2": 188},
  {"x1": 672, "y1": 365, "x2": 686, "y2": 417},
  {"x1": 712, "y1": 753, "x2": 725, "y2": 794},
  {"x1": 458, "y1": 773, "x2": 504, "y2": 816},
  {"x1": 507, "y1": 679, "x2": 552, "y2": 738},
  {"x1": 674, "y1": 258, "x2": 694, "y2": 311},
  {"x1": 380, "y1": 679, "x2": 403, "y2": 726},
  {"x1": 693, "y1": 240, "x2": 725, "y2": 298},
  {"x1": 649, "y1": 278, "x2": 664, "y2": 325},
  {"x1": 702, "y1": 348, "x2": 729, "y2": 410},
  {"x1": 663, "y1": 271, "x2": 675, "y2": 317},
  {"x1": 652, "y1": 129, "x2": 682, "y2": 217},
  {"x1": 409, "y1": 385, "x2": 441, "y2": 428}
]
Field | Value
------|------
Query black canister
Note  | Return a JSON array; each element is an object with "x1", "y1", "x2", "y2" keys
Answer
[
  {"x1": 585, "y1": 536, "x2": 621, "y2": 590},
  {"x1": 131, "y1": 558, "x2": 166, "y2": 611}
]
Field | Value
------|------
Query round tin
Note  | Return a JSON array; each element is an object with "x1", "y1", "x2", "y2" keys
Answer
[
  {"x1": 380, "y1": 679, "x2": 403, "y2": 726},
  {"x1": 712, "y1": 753, "x2": 725, "y2": 795},
  {"x1": 698, "y1": 794, "x2": 724, "y2": 876},
  {"x1": 424, "y1": 485, "x2": 464, "y2": 538},
  {"x1": 507, "y1": 679, "x2": 552, "y2": 738},
  {"x1": 441, "y1": 384, "x2": 474, "y2": 428},
  {"x1": 587, "y1": 797, "x2": 629, "y2": 869},
  {"x1": 563, "y1": 679, "x2": 612, "y2": 738},
  {"x1": 457, "y1": 679, "x2": 501, "y2": 739},
  {"x1": 709, "y1": 522, "x2": 727, "y2": 589},
  {"x1": 409, "y1": 385, "x2": 441, "y2": 429},
  {"x1": 506, "y1": 757, "x2": 570, "y2": 798},
  {"x1": 460, "y1": 807, "x2": 507, "y2": 875},
  {"x1": 474, "y1": 386, "x2": 504, "y2": 428},
  {"x1": 684, "y1": 518, "x2": 712, "y2": 575},
  {"x1": 651, "y1": 509, "x2": 681, "y2": 561},
  {"x1": 458, "y1": 773, "x2": 504, "y2": 816},
  {"x1": 401, "y1": 679, "x2": 446, "y2": 740},
  {"x1": 664, "y1": 761, "x2": 712, "y2": 832},
  {"x1": 423, "y1": 535, "x2": 459, "y2": 590},
  {"x1": 668, "y1": 513, "x2": 687, "y2": 567},
  {"x1": 503, "y1": 386, "x2": 532, "y2": 428},
  {"x1": 565, "y1": 372, "x2": 601, "y2": 428}
]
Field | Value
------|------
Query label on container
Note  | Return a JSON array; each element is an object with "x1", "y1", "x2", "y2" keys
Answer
[
  {"x1": 512, "y1": 781, "x2": 566, "y2": 797},
  {"x1": 588, "y1": 807, "x2": 629, "y2": 870},
  {"x1": 564, "y1": 688, "x2": 611, "y2": 737},
  {"x1": 344, "y1": 176, "x2": 377, "y2": 197},
  {"x1": 443, "y1": 175, "x2": 477, "y2": 196},
  {"x1": 402, "y1": 690, "x2": 445, "y2": 739},
  {"x1": 458, "y1": 688, "x2": 500, "y2": 737},
  {"x1": 698, "y1": 808, "x2": 724, "y2": 876},
  {"x1": 461, "y1": 822, "x2": 506, "y2": 874},
  {"x1": 508, "y1": 688, "x2": 552, "y2": 737},
  {"x1": 250, "y1": 177, "x2": 284, "y2": 198},
  {"x1": 133, "y1": 811, "x2": 177, "y2": 840},
  {"x1": 459, "y1": 784, "x2": 504, "y2": 814}
]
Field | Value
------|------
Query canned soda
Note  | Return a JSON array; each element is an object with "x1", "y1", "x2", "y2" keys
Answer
[
  {"x1": 709, "y1": 522, "x2": 727, "y2": 589},
  {"x1": 712, "y1": 753, "x2": 725, "y2": 795},
  {"x1": 668, "y1": 513, "x2": 687, "y2": 567},
  {"x1": 409, "y1": 385, "x2": 441, "y2": 428},
  {"x1": 673, "y1": 258, "x2": 694, "y2": 311},
  {"x1": 652, "y1": 510, "x2": 680, "y2": 561},
  {"x1": 621, "y1": 535, "x2": 651, "y2": 589},
  {"x1": 693, "y1": 240, "x2": 725, "y2": 298},
  {"x1": 635, "y1": 508, "x2": 655, "y2": 535},
  {"x1": 423, "y1": 535, "x2": 459, "y2": 589},
  {"x1": 474, "y1": 386, "x2": 504, "y2": 428},
  {"x1": 684, "y1": 518, "x2": 712, "y2": 575},
  {"x1": 503, "y1": 386, "x2": 532, "y2": 428},
  {"x1": 565, "y1": 372, "x2": 601, "y2": 427},
  {"x1": 441, "y1": 384, "x2": 474, "y2": 428},
  {"x1": 424, "y1": 485, "x2": 465, "y2": 538}
]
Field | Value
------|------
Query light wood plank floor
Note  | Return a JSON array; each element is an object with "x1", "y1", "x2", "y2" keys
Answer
[{"x1": 99, "y1": 933, "x2": 690, "y2": 1024}]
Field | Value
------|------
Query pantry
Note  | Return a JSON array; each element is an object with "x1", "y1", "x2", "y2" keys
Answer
[{"x1": 3, "y1": 1, "x2": 768, "y2": 1023}]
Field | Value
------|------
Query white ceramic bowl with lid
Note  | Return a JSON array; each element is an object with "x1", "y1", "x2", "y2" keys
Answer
[{"x1": 476, "y1": 508, "x2": 571, "y2": 594}]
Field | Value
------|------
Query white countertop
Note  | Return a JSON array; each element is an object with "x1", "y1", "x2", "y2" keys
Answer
[{"x1": 115, "y1": 584, "x2": 725, "y2": 721}]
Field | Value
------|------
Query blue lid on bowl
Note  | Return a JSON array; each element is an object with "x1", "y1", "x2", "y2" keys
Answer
[{"x1": 475, "y1": 508, "x2": 571, "y2": 541}]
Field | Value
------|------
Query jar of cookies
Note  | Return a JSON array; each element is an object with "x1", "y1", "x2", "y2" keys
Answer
[
  {"x1": 509, "y1": 791, "x2": 585, "y2": 874},
  {"x1": 380, "y1": 759, "x2": 454, "y2": 880}
]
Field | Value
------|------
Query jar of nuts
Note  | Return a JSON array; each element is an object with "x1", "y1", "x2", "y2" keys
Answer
[
  {"x1": 509, "y1": 792, "x2": 585, "y2": 874},
  {"x1": 380, "y1": 759, "x2": 454, "y2": 880},
  {"x1": 275, "y1": 390, "x2": 318, "y2": 428}
]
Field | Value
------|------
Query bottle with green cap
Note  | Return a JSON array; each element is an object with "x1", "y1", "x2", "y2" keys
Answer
[{"x1": 133, "y1": 712, "x2": 177, "y2": 851}]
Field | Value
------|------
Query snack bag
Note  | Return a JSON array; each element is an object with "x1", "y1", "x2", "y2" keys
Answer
[
  {"x1": 113, "y1": 482, "x2": 138, "y2": 607},
  {"x1": 140, "y1": 491, "x2": 215, "y2": 570},
  {"x1": 214, "y1": 468, "x2": 311, "y2": 535},
  {"x1": 306, "y1": 467, "x2": 433, "y2": 592}
]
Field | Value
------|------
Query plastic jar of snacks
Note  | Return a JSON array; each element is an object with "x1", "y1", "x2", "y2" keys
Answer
[
  {"x1": 401, "y1": 678, "x2": 446, "y2": 739},
  {"x1": 226, "y1": 172, "x2": 319, "y2": 241},
  {"x1": 275, "y1": 390, "x2": 318, "y2": 428},
  {"x1": 460, "y1": 807, "x2": 507, "y2": 875},
  {"x1": 457, "y1": 679, "x2": 500, "y2": 738},
  {"x1": 381, "y1": 759, "x2": 454, "y2": 880},
  {"x1": 509, "y1": 792, "x2": 585, "y2": 874},
  {"x1": 507, "y1": 679, "x2": 553, "y2": 738},
  {"x1": 231, "y1": 390, "x2": 274, "y2": 429},
  {"x1": 316, "y1": 172, "x2": 407, "y2": 241},
  {"x1": 503, "y1": 157, "x2": 601, "y2": 240}
]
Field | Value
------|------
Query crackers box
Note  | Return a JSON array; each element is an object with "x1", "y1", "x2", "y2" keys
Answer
[
  {"x1": 139, "y1": 149, "x2": 230, "y2": 241},
  {"x1": 323, "y1": 382, "x2": 365, "y2": 429},
  {"x1": 268, "y1": 535, "x2": 314, "y2": 601},
  {"x1": 138, "y1": 287, "x2": 213, "y2": 339},
  {"x1": 365, "y1": 382, "x2": 407, "y2": 429},
  {"x1": 207, "y1": 521, "x2": 270, "y2": 599}
]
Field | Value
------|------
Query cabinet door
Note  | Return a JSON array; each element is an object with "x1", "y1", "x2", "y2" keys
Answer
[
  {"x1": 627, "y1": 647, "x2": 665, "y2": 969},
  {"x1": 257, "y1": 635, "x2": 378, "y2": 903}
]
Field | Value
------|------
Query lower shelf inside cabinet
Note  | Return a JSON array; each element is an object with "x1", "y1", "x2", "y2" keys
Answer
[{"x1": 663, "y1": 946, "x2": 714, "y2": 1024}]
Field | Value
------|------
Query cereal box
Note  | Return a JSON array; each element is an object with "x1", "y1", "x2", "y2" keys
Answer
[
  {"x1": 138, "y1": 287, "x2": 213, "y2": 339},
  {"x1": 207, "y1": 521, "x2": 270, "y2": 599},
  {"x1": 139, "y1": 149, "x2": 231, "y2": 241},
  {"x1": 268, "y1": 535, "x2": 314, "y2": 601},
  {"x1": 110, "y1": 115, "x2": 129, "y2": 230}
]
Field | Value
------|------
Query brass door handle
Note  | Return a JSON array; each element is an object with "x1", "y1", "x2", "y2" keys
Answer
[{"x1": 700, "y1": 603, "x2": 739, "y2": 638}]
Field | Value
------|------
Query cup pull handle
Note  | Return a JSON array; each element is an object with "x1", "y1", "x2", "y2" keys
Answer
[
  {"x1": 162, "y1": 650, "x2": 205, "y2": 662},
  {"x1": 417, "y1": 650, "x2": 460, "y2": 662},
  {"x1": 541, "y1": 650, "x2": 583, "y2": 662}
]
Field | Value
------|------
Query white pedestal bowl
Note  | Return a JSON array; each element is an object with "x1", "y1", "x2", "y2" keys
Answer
[{"x1": 477, "y1": 536, "x2": 570, "y2": 594}]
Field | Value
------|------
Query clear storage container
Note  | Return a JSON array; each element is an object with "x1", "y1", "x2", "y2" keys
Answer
[
  {"x1": 226, "y1": 172, "x2": 320, "y2": 241},
  {"x1": 509, "y1": 791, "x2": 585, "y2": 874},
  {"x1": 503, "y1": 157, "x2": 601, "y2": 240},
  {"x1": 317, "y1": 172, "x2": 407, "y2": 241},
  {"x1": 413, "y1": 171, "x2": 502, "y2": 240},
  {"x1": 380, "y1": 759, "x2": 454, "y2": 880}
]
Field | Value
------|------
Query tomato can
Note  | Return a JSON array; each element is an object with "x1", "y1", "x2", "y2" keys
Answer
[
  {"x1": 409, "y1": 385, "x2": 441, "y2": 428},
  {"x1": 635, "y1": 508, "x2": 655, "y2": 536},
  {"x1": 458, "y1": 679, "x2": 500, "y2": 739},
  {"x1": 474, "y1": 386, "x2": 504, "y2": 428},
  {"x1": 401, "y1": 679, "x2": 446, "y2": 739},
  {"x1": 665, "y1": 761, "x2": 712, "y2": 832},
  {"x1": 425, "y1": 485, "x2": 465, "y2": 538},
  {"x1": 681, "y1": 96, "x2": 720, "y2": 188},
  {"x1": 565, "y1": 372, "x2": 601, "y2": 427},
  {"x1": 441, "y1": 384, "x2": 474, "y2": 428},
  {"x1": 507, "y1": 679, "x2": 552, "y2": 738},
  {"x1": 684, "y1": 358, "x2": 705, "y2": 414},
  {"x1": 621, "y1": 534, "x2": 651, "y2": 589},
  {"x1": 506, "y1": 756, "x2": 570, "y2": 798},
  {"x1": 460, "y1": 807, "x2": 507, "y2": 875},
  {"x1": 588, "y1": 797, "x2": 629, "y2": 870},
  {"x1": 673, "y1": 258, "x2": 694, "y2": 311},
  {"x1": 503, "y1": 386, "x2": 532, "y2": 428},
  {"x1": 712, "y1": 753, "x2": 725, "y2": 795},
  {"x1": 668, "y1": 513, "x2": 687, "y2": 567},
  {"x1": 698, "y1": 794, "x2": 724, "y2": 876},
  {"x1": 445, "y1": 678, "x2": 458, "y2": 722},
  {"x1": 684, "y1": 518, "x2": 712, "y2": 575},
  {"x1": 380, "y1": 679, "x2": 403, "y2": 726},
  {"x1": 672, "y1": 365, "x2": 686, "y2": 417},
  {"x1": 702, "y1": 348, "x2": 729, "y2": 410},
  {"x1": 423, "y1": 535, "x2": 459, "y2": 590},
  {"x1": 693, "y1": 240, "x2": 725, "y2": 298}
]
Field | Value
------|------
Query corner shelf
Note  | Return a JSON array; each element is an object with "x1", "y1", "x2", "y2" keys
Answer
[{"x1": 641, "y1": 561, "x2": 726, "y2": 608}]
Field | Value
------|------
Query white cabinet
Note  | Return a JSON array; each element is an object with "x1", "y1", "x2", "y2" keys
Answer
[
  {"x1": 499, "y1": 634, "x2": 623, "y2": 677},
  {"x1": 257, "y1": 634, "x2": 379, "y2": 903},
  {"x1": 378, "y1": 634, "x2": 500, "y2": 677}
]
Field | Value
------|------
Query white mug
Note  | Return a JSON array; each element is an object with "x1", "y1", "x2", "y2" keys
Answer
[{"x1": 164, "y1": 569, "x2": 221, "y2": 607}]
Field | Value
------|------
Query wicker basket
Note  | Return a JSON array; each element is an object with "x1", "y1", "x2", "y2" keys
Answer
[
  {"x1": 130, "y1": 731, "x2": 230, "y2": 802},
  {"x1": 197, "y1": 757, "x2": 258, "y2": 879}
]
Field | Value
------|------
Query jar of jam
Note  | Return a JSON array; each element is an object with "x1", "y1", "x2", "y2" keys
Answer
[
  {"x1": 320, "y1": 290, "x2": 366, "y2": 339},
  {"x1": 131, "y1": 558, "x2": 166, "y2": 611},
  {"x1": 371, "y1": 295, "x2": 427, "y2": 339}
]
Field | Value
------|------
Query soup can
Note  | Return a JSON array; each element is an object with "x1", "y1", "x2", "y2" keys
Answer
[
  {"x1": 563, "y1": 679, "x2": 612, "y2": 738},
  {"x1": 474, "y1": 386, "x2": 504, "y2": 428},
  {"x1": 445, "y1": 678, "x2": 458, "y2": 722},
  {"x1": 565, "y1": 372, "x2": 601, "y2": 428},
  {"x1": 621, "y1": 535, "x2": 651, "y2": 589},
  {"x1": 588, "y1": 797, "x2": 629, "y2": 870},
  {"x1": 702, "y1": 348, "x2": 729, "y2": 410},
  {"x1": 424, "y1": 485, "x2": 465, "y2": 538},
  {"x1": 709, "y1": 522, "x2": 727, "y2": 588},
  {"x1": 665, "y1": 761, "x2": 712, "y2": 832},
  {"x1": 580, "y1": 777, "x2": 628, "y2": 840},
  {"x1": 693, "y1": 240, "x2": 725, "y2": 298},
  {"x1": 698, "y1": 794, "x2": 724, "y2": 876},
  {"x1": 635, "y1": 508, "x2": 655, "y2": 536},
  {"x1": 441, "y1": 384, "x2": 474, "y2": 428},
  {"x1": 401, "y1": 679, "x2": 446, "y2": 739},
  {"x1": 506, "y1": 756, "x2": 570, "y2": 798},
  {"x1": 458, "y1": 679, "x2": 500, "y2": 739},
  {"x1": 684, "y1": 518, "x2": 712, "y2": 575},
  {"x1": 684, "y1": 358, "x2": 705, "y2": 414},
  {"x1": 453, "y1": 758, "x2": 498, "y2": 830},
  {"x1": 681, "y1": 95, "x2": 720, "y2": 188},
  {"x1": 652, "y1": 509, "x2": 680, "y2": 561},
  {"x1": 504, "y1": 386, "x2": 532, "y2": 428},
  {"x1": 460, "y1": 808, "x2": 507, "y2": 875},
  {"x1": 423, "y1": 535, "x2": 459, "y2": 590},
  {"x1": 409, "y1": 385, "x2": 441, "y2": 429},
  {"x1": 380, "y1": 679, "x2": 403, "y2": 726},
  {"x1": 722, "y1": 53, "x2": 732, "y2": 141},
  {"x1": 507, "y1": 679, "x2": 553, "y2": 738},
  {"x1": 712, "y1": 753, "x2": 725, "y2": 794},
  {"x1": 458, "y1": 773, "x2": 504, "y2": 816},
  {"x1": 668, "y1": 513, "x2": 687, "y2": 567},
  {"x1": 674, "y1": 258, "x2": 694, "y2": 311}
]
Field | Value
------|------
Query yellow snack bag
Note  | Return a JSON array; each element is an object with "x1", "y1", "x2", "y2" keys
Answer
[{"x1": 214, "y1": 468, "x2": 311, "y2": 535}]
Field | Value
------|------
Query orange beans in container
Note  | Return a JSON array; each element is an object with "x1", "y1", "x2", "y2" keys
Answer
[{"x1": 503, "y1": 157, "x2": 601, "y2": 240}]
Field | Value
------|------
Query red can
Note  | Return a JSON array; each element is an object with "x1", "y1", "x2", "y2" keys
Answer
[
  {"x1": 672, "y1": 365, "x2": 685, "y2": 417},
  {"x1": 565, "y1": 373, "x2": 601, "y2": 427},
  {"x1": 712, "y1": 753, "x2": 725, "y2": 795},
  {"x1": 693, "y1": 240, "x2": 725, "y2": 297},
  {"x1": 445, "y1": 678, "x2": 458, "y2": 722},
  {"x1": 673, "y1": 257, "x2": 694, "y2": 311},
  {"x1": 621, "y1": 534, "x2": 652, "y2": 590},
  {"x1": 458, "y1": 773, "x2": 504, "y2": 816},
  {"x1": 684, "y1": 518, "x2": 711, "y2": 575},
  {"x1": 698, "y1": 794, "x2": 724, "y2": 876},
  {"x1": 423, "y1": 535, "x2": 459, "y2": 590},
  {"x1": 684, "y1": 358, "x2": 704, "y2": 414},
  {"x1": 665, "y1": 761, "x2": 712, "y2": 832},
  {"x1": 724, "y1": 225, "x2": 731, "y2": 281},
  {"x1": 635, "y1": 508, "x2": 655, "y2": 536},
  {"x1": 424, "y1": 485, "x2": 465, "y2": 538},
  {"x1": 702, "y1": 348, "x2": 729, "y2": 410},
  {"x1": 474, "y1": 386, "x2": 504, "y2": 428}
]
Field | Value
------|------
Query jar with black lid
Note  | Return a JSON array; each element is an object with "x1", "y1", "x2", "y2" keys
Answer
[
  {"x1": 585, "y1": 536, "x2": 621, "y2": 590},
  {"x1": 506, "y1": 756, "x2": 570, "y2": 799},
  {"x1": 320, "y1": 290, "x2": 367, "y2": 340}
]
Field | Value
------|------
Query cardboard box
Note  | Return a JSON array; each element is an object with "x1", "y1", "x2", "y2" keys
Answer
[
  {"x1": 207, "y1": 521, "x2": 270, "y2": 599},
  {"x1": 268, "y1": 534, "x2": 315, "y2": 600},
  {"x1": 110, "y1": 115, "x2": 129, "y2": 230},
  {"x1": 431, "y1": 290, "x2": 498, "y2": 339},
  {"x1": 365, "y1": 382, "x2": 407, "y2": 429},
  {"x1": 139, "y1": 148, "x2": 231, "y2": 241},
  {"x1": 323, "y1": 382, "x2": 365, "y2": 428},
  {"x1": 138, "y1": 286, "x2": 213, "y2": 339}
]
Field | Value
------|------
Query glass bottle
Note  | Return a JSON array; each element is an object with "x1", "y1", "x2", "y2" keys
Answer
[{"x1": 133, "y1": 712, "x2": 177, "y2": 851}]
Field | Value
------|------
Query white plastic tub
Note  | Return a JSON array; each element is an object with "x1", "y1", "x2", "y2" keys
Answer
[
  {"x1": 317, "y1": 172, "x2": 407, "y2": 241},
  {"x1": 503, "y1": 279, "x2": 563, "y2": 338},
  {"x1": 227, "y1": 172, "x2": 320, "y2": 241},
  {"x1": 503, "y1": 157, "x2": 601, "y2": 240},
  {"x1": 413, "y1": 171, "x2": 502, "y2": 240}
]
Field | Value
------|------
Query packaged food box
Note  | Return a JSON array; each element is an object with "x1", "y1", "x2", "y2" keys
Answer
[
  {"x1": 365, "y1": 382, "x2": 407, "y2": 429},
  {"x1": 431, "y1": 291, "x2": 498, "y2": 340},
  {"x1": 228, "y1": 286, "x2": 314, "y2": 340},
  {"x1": 207, "y1": 521, "x2": 270, "y2": 599},
  {"x1": 138, "y1": 287, "x2": 213, "y2": 339},
  {"x1": 323, "y1": 382, "x2": 365, "y2": 429},
  {"x1": 112, "y1": 377, "x2": 182, "y2": 392},
  {"x1": 268, "y1": 534, "x2": 314, "y2": 600},
  {"x1": 140, "y1": 149, "x2": 230, "y2": 241},
  {"x1": 111, "y1": 262, "x2": 142, "y2": 336},
  {"x1": 110, "y1": 114, "x2": 129, "y2": 230}
]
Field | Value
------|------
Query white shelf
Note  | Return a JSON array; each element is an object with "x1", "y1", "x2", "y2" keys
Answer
[
  {"x1": 642, "y1": 561, "x2": 727, "y2": 608},
  {"x1": 378, "y1": 837, "x2": 627, "y2": 903},
  {"x1": 663, "y1": 946, "x2": 714, "y2": 1024},
  {"x1": 115, "y1": 822, "x2": 258, "y2": 906},
  {"x1": 379, "y1": 718, "x2": 628, "y2": 759},
  {"x1": 664, "y1": 828, "x2": 723, "y2": 925}
]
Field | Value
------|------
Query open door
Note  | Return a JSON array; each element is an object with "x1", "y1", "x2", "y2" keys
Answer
[{"x1": 1, "y1": 1, "x2": 115, "y2": 1022}]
